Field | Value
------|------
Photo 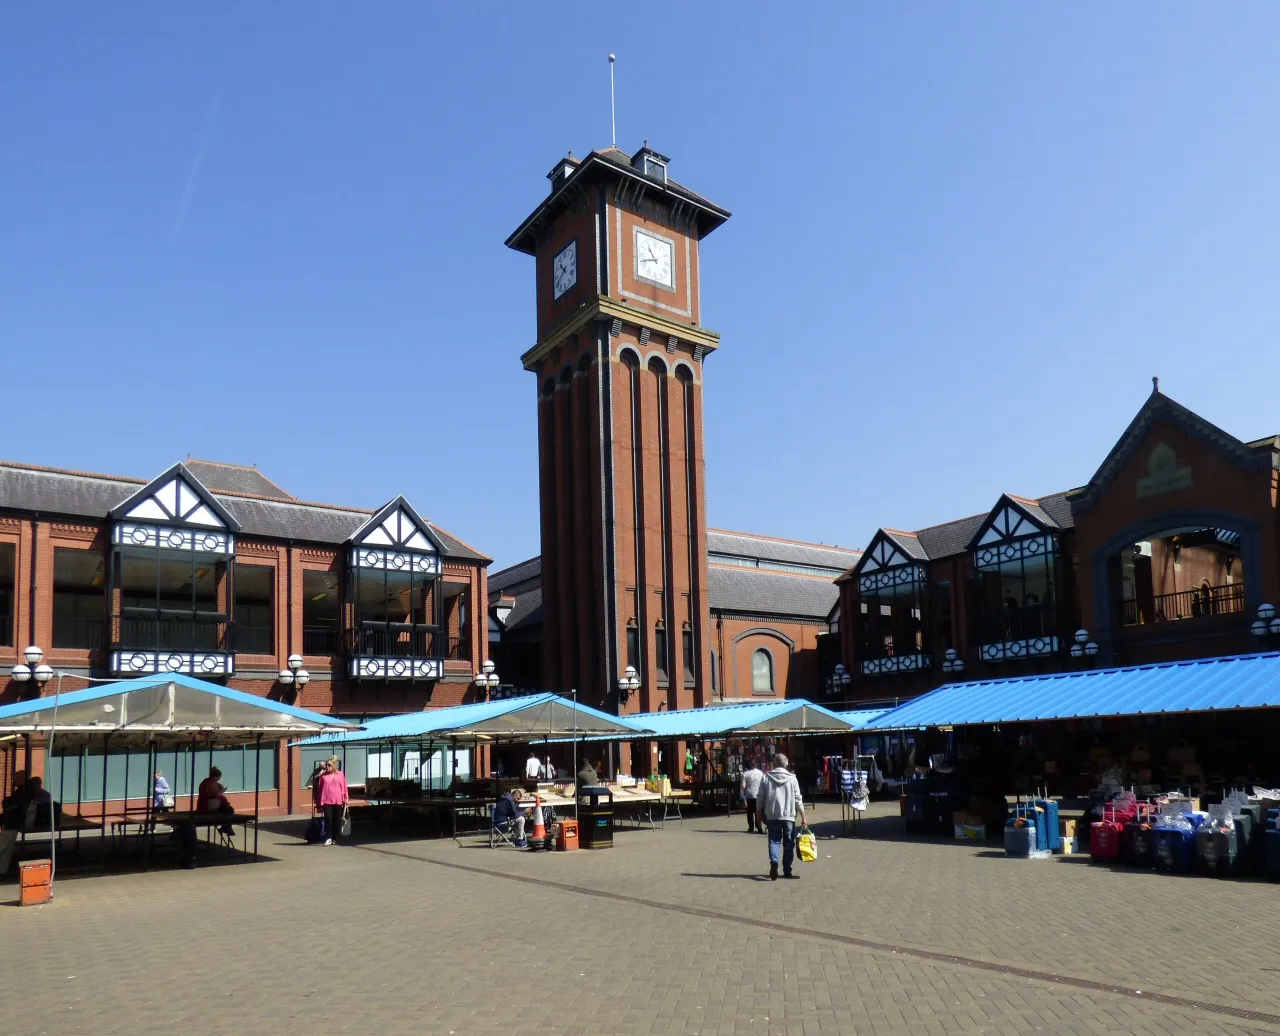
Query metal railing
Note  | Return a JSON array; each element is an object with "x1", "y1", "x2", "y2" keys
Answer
[
  {"x1": 0, "y1": 613, "x2": 12, "y2": 648},
  {"x1": 52, "y1": 618, "x2": 105, "y2": 651},
  {"x1": 1121, "y1": 583, "x2": 1245, "y2": 626},
  {"x1": 971, "y1": 601, "x2": 1066, "y2": 646},
  {"x1": 302, "y1": 627, "x2": 340, "y2": 656},
  {"x1": 347, "y1": 623, "x2": 439, "y2": 658},
  {"x1": 446, "y1": 635, "x2": 470, "y2": 661},
  {"x1": 858, "y1": 628, "x2": 925, "y2": 662},
  {"x1": 115, "y1": 614, "x2": 229, "y2": 652}
]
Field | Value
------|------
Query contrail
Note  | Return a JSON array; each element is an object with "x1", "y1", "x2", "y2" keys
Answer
[{"x1": 167, "y1": 90, "x2": 222, "y2": 250}]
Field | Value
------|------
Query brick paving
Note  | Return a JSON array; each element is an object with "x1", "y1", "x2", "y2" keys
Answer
[{"x1": 6, "y1": 800, "x2": 1280, "y2": 1035}]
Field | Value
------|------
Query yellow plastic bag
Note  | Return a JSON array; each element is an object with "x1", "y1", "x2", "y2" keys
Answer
[{"x1": 797, "y1": 827, "x2": 817, "y2": 863}]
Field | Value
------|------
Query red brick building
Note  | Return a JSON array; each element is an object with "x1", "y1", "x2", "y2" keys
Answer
[
  {"x1": 835, "y1": 383, "x2": 1280, "y2": 703},
  {"x1": 0, "y1": 458, "x2": 490, "y2": 812}
]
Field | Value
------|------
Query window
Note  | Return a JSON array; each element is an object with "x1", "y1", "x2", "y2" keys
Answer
[
  {"x1": 52, "y1": 549, "x2": 105, "y2": 649},
  {"x1": 1111, "y1": 527, "x2": 1243, "y2": 626},
  {"x1": 654, "y1": 626, "x2": 668, "y2": 679},
  {"x1": 234, "y1": 564, "x2": 274, "y2": 655},
  {"x1": 710, "y1": 649, "x2": 717, "y2": 694},
  {"x1": 682, "y1": 629, "x2": 694, "y2": 680},
  {"x1": 752, "y1": 649, "x2": 774, "y2": 693},
  {"x1": 303, "y1": 570, "x2": 340, "y2": 655},
  {"x1": 857, "y1": 564, "x2": 928, "y2": 671},
  {"x1": 625, "y1": 622, "x2": 639, "y2": 673},
  {"x1": 971, "y1": 537, "x2": 1058, "y2": 647},
  {"x1": 116, "y1": 547, "x2": 226, "y2": 652},
  {"x1": 0, "y1": 542, "x2": 16, "y2": 647},
  {"x1": 933, "y1": 580, "x2": 953, "y2": 655}
]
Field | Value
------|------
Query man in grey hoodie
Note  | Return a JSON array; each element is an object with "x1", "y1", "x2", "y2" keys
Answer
[{"x1": 756, "y1": 753, "x2": 807, "y2": 880}]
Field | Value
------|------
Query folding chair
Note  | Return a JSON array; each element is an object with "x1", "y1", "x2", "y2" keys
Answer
[{"x1": 488, "y1": 805, "x2": 520, "y2": 849}]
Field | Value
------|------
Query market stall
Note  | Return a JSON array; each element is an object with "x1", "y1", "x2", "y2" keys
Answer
[
  {"x1": 293, "y1": 693, "x2": 649, "y2": 837},
  {"x1": 863, "y1": 650, "x2": 1280, "y2": 873},
  {"x1": 0, "y1": 674, "x2": 357, "y2": 881}
]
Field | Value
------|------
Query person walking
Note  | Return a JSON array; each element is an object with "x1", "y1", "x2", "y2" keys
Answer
[
  {"x1": 317, "y1": 757, "x2": 349, "y2": 846},
  {"x1": 757, "y1": 753, "x2": 806, "y2": 880},
  {"x1": 740, "y1": 760, "x2": 765, "y2": 834},
  {"x1": 153, "y1": 771, "x2": 173, "y2": 813}
]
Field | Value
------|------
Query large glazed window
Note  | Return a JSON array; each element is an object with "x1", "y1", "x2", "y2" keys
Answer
[
  {"x1": 751, "y1": 648, "x2": 774, "y2": 693},
  {"x1": 971, "y1": 539, "x2": 1059, "y2": 646},
  {"x1": 234, "y1": 564, "x2": 274, "y2": 655},
  {"x1": 857, "y1": 565, "x2": 929, "y2": 673},
  {"x1": 116, "y1": 548, "x2": 226, "y2": 652},
  {"x1": 53, "y1": 548, "x2": 105, "y2": 650},
  {"x1": 303, "y1": 570, "x2": 340, "y2": 655},
  {"x1": 1109, "y1": 527, "x2": 1243, "y2": 626}
]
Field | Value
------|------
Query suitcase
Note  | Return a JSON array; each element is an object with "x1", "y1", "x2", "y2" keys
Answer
[
  {"x1": 1033, "y1": 787, "x2": 1061, "y2": 852},
  {"x1": 1265, "y1": 809, "x2": 1280, "y2": 879},
  {"x1": 1154, "y1": 817, "x2": 1195, "y2": 873},
  {"x1": 904, "y1": 792, "x2": 926, "y2": 833},
  {"x1": 1090, "y1": 805, "x2": 1126, "y2": 863},
  {"x1": 1121, "y1": 805, "x2": 1156, "y2": 868},
  {"x1": 1196, "y1": 820, "x2": 1239, "y2": 876},
  {"x1": 1004, "y1": 812, "x2": 1038, "y2": 857}
]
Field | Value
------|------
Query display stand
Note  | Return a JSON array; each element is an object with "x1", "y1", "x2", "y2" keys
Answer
[{"x1": 840, "y1": 754, "x2": 877, "y2": 836}]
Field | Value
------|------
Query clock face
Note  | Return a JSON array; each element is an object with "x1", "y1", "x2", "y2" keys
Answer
[
  {"x1": 635, "y1": 229, "x2": 674, "y2": 290},
  {"x1": 552, "y1": 240, "x2": 577, "y2": 300}
]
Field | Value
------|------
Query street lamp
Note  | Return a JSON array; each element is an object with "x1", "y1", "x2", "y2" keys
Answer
[
  {"x1": 1070, "y1": 628, "x2": 1099, "y2": 659},
  {"x1": 825, "y1": 662, "x2": 852, "y2": 696},
  {"x1": 1250, "y1": 603, "x2": 1280, "y2": 639},
  {"x1": 278, "y1": 654, "x2": 310, "y2": 699},
  {"x1": 475, "y1": 658, "x2": 500, "y2": 701},
  {"x1": 11, "y1": 645, "x2": 54, "y2": 695},
  {"x1": 617, "y1": 665, "x2": 640, "y2": 705},
  {"x1": 941, "y1": 648, "x2": 965, "y2": 675}
]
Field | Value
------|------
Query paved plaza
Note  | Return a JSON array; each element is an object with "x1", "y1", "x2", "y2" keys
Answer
[{"x1": 7, "y1": 802, "x2": 1280, "y2": 1036}]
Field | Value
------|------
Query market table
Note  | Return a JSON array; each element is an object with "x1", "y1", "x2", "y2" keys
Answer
[{"x1": 151, "y1": 811, "x2": 260, "y2": 862}]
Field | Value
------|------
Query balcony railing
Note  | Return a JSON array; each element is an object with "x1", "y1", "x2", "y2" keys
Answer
[
  {"x1": 303, "y1": 626, "x2": 340, "y2": 656},
  {"x1": 53, "y1": 618, "x2": 105, "y2": 651},
  {"x1": 447, "y1": 635, "x2": 470, "y2": 661},
  {"x1": 858, "y1": 628, "x2": 925, "y2": 662},
  {"x1": 0, "y1": 612, "x2": 12, "y2": 648},
  {"x1": 115, "y1": 613, "x2": 229, "y2": 652},
  {"x1": 1121, "y1": 583, "x2": 1245, "y2": 626},
  {"x1": 347, "y1": 623, "x2": 440, "y2": 659},
  {"x1": 971, "y1": 601, "x2": 1065, "y2": 647}
]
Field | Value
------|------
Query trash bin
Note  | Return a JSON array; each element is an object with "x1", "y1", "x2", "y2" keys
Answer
[{"x1": 577, "y1": 786, "x2": 614, "y2": 850}]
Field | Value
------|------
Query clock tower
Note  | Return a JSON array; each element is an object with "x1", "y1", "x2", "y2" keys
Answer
[{"x1": 506, "y1": 144, "x2": 730, "y2": 717}]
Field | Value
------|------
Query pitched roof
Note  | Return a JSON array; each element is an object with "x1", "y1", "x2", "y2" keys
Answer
[
  {"x1": 0, "y1": 461, "x2": 488, "y2": 562},
  {"x1": 489, "y1": 556, "x2": 542, "y2": 595},
  {"x1": 184, "y1": 459, "x2": 294, "y2": 499},
  {"x1": 706, "y1": 529, "x2": 860, "y2": 571},
  {"x1": 503, "y1": 588, "x2": 543, "y2": 632},
  {"x1": 708, "y1": 566, "x2": 840, "y2": 620},
  {"x1": 1070, "y1": 388, "x2": 1278, "y2": 514}
]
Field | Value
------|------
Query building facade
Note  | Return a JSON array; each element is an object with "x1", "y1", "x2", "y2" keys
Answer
[
  {"x1": 834, "y1": 384, "x2": 1280, "y2": 703},
  {"x1": 488, "y1": 529, "x2": 860, "y2": 713},
  {"x1": 505, "y1": 144, "x2": 730, "y2": 716},
  {"x1": 0, "y1": 458, "x2": 491, "y2": 812}
]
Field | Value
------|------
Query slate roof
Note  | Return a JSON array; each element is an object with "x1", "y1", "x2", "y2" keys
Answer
[
  {"x1": 707, "y1": 567, "x2": 840, "y2": 620},
  {"x1": 0, "y1": 461, "x2": 487, "y2": 562},
  {"x1": 706, "y1": 529, "x2": 860, "y2": 572},
  {"x1": 489, "y1": 556, "x2": 542, "y2": 595},
  {"x1": 184, "y1": 459, "x2": 293, "y2": 499},
  {"x1": 503, "y1": 588, "x2": 543, "y2": 632}
]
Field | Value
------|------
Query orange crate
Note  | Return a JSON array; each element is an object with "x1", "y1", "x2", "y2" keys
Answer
[
  {"x1": 556, "y1": 818, "x2": 579, "y2": 851},
  {"x1": 19, "y1": 859, "x2": 52, "y2": 907}
]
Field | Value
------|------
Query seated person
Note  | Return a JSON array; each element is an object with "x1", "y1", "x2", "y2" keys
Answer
[
  {"x1": 576, "y1": 761, "x2": 600, "y2": 790},
  {"x1": 493, "y1": 789, "x2": 530, "y2": 847},
  {"x1": 2, "y1": 777, "x2": 55, "y2": 831},
  {"x1": 196, "y1": 766, "x2": 236, "y2": 838}
]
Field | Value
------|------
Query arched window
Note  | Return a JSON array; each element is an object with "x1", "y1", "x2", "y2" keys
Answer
[{"x1": 752, "y1": 648, "x2": 774, "y2": 693}]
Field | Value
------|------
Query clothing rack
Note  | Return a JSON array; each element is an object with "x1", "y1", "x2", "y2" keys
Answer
[{"x1": 840, "y1": 754, "x2": 877, "y2": 836}]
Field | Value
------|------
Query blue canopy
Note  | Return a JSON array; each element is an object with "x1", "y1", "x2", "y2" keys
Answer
[
  {"x1": 293, "y1": 692, "x2": 647, "y2": 746},
  {"x1": 865, "y1": 650, "x2": 1280, "y2": 730},
  {"x1": 562, "y1": 699, "x2": 885, "y2": 742},
  {"x1": 0, "y1": 673, "x2": 357, "y2": 747}
]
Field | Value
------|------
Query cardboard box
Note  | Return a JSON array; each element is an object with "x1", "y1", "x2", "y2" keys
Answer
[
  {"x1": 1057, "y1": 835, "x2": 1081, "y2": 855},
  {"x1": 954, "y1": 823, "x2": 985, "y2": 840},
  {"x1": 1060, "y1": 818, "x2": 1078, "y2": 839},
  {"x1": 953, "y1": 810, "x2": 983, "y2": 827}
]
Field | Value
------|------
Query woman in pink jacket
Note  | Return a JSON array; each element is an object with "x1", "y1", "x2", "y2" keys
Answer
[{"x1": 317, "y1": 756, "x2": 349, "y2": 846}]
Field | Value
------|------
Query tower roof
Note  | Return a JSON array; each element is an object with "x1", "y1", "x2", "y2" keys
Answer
[{"x1": 505, "y1": 145, "x2": 731, "y2": 255}]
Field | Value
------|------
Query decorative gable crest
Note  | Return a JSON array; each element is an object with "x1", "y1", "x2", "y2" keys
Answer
[
  {"x1": 109, "y1": 463, "x2": 239, "y2": 555},
  {"x1": 349, "y1": 497, "x2": 442, "y2": 575},
  {"x1": 854, "y1": 531, "x2": 926, "y2": 593},
  {"x1": 968, "y1": 495, "x2": 1056, "y2": 572}
]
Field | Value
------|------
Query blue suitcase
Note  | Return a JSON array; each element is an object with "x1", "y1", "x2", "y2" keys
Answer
[
  {"x1": 1004, "y1": 812, "x2": 1037, "y2": 856},
  {"x1": 1033, "y1": 787, "x2": 1061, "y2": 852},
  {"x1": 1008, "y1": 801, "x2": 1047, "y2": 852},
  {"x1": 1265, "y1": 810, "x2": 1280, "y2": 879},
  {"x1": 1153, "y1": 818, "x2": 1195, "y2": 873}
]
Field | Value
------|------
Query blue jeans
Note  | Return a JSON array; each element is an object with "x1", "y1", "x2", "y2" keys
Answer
[{"x1": 767, "y1": 819, "x2": 796, "y2": 875}]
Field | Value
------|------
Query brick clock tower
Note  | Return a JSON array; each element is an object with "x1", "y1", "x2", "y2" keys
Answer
[{"x1": 506, "y1": 144, "x2": 730, "y2": 717}]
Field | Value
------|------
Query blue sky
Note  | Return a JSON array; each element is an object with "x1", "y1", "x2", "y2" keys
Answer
[{"x1": 3, "y1": 6, "x2": 1279, "y2": 570}]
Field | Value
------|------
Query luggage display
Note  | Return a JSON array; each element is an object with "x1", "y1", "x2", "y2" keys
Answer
[
  {"x1": 1153, "y1": 813, "x2": 1196, "y2": 873},
  {"x1": 1033, "y1": 787, "x2": 1061, "y2": 852},
  {"x1": 1196, "y1": 816, "x2": 1239, "y2": 876},
  {"x1": 904, "y1": 791, "x2": 927, "y2": 834},
  {"x1": 1265, "y1": 809, "x2": 1280, "y2": 879},
  {"x1": 1121, "y1": 804, "x2": 1156, "y2": 868},
  {"x1": 1090, "y1": 804, "x2": 1128, "y2": 863}
]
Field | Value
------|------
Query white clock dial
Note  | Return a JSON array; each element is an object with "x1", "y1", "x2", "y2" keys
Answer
[
  {"x1": 635, "y1": 230, "x2": 674, "y2": 289},
  {"x1": 552, "y1": 240, "x2": 577, "y2": 300}
]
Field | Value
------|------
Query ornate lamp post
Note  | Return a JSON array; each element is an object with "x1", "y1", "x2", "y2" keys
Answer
[
  {"x1": 617, "y1": 665, "x2": 640, "y2": 706},
  {"x1": 940, "y1": 648, "x2": 966, "y2": 676},
  {"x1": 278, "y1": 653, "x2": 310, "y2": 700},
  {"x1": 11, "y1": 645, "x2": 54, "y2": 697},
  {"x1": 1070, "y1": 628, "x2": 1099, "y2": 661},
  {"x1": 1250, "y1": 602, "x2": 1280, "y2": 640},
  {"x1": 475, "y1": 658, "x2": 500, "y2": 701},
  {"x1": 825, "y1": 662, "x2": 852, "y2": 696}
]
